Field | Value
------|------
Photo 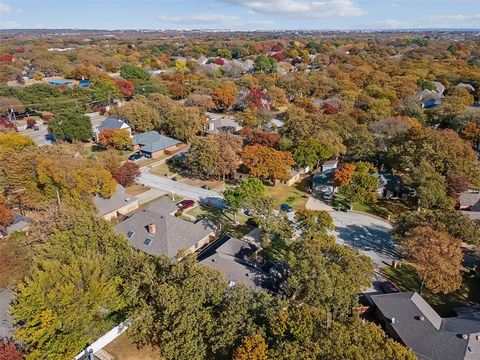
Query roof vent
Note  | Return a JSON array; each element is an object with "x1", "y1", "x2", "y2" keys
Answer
[
  {"x1": 417, "y1": 316, "x2": 425, "y2": 321},
  {"x1": 467, "y1": 346, "x2": 474, "y2": 353},
  {"x1": 125, "y1": 197, "x2": 130, "y2": 202},
  {"x1": 391, "y1": 317, "x2": 397, "y2": 325},
  {"x1": 462, "y1": 334, "x2": 469, "y2": 340},
  {"x1": 211, "y1": 259, "x2": 215, "y2": 262},
  {"x1": 476, "y1": 335, "x2": 480, "y2": 341}
]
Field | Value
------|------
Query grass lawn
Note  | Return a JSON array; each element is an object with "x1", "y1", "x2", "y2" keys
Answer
[
  {"x1": 150, "y1": 163, "x2": 177, "y2": 177},
  {"x1": 332, "y1": 194, "x2": 391, "y2": 219},
  {"x1": 382, "y1": 263, "x2": 480, "y2": 316},
  {"x1": 104, "y1": 333, "x2": 158, "y2": 360},
  {"x1": 265, "y1": 178, "x2": 310, "y2": 211},
  {"x1": 124, "y1": 184, "x2": 150, "y2": 196}
]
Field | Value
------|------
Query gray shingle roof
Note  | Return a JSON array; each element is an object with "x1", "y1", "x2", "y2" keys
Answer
[
  {"x1": 93, "y1": 184, "x2": 137, "y2": 216},
  {"x1": 370, "y1": 292, "x2": 480, "y2": 360},
  {"x1": 132, "y1": 131, "x2": 180, "y2": 154},
  {"x1": 199, "y1": 236, "x2": 266, "y2": 288},
  {"x1": 312, "y1": 169, "x2": 334, "y2": 191},
  {"x1": 115, "y1": 197, "x2": 214, "y2": 258},
  {"x1": 96, "y1": 117, "x2": 129, "y2": 132}
]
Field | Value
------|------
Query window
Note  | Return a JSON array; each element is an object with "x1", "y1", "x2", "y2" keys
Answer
[
  {"x1": 127, "y1": 231, "x2": 135, "y2": 239},
  {"x1": 144, "y1": 238, "x2": 153, "y2": 246}
]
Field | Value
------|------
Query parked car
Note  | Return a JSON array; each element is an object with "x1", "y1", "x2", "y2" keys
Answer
[
  {"x1": 280, "y1": 204, "x2": 293, "y2": 213},
  {"x1": 128, "y1": 153, "x2": 143, "y2": 161},
  {"x1": 244, "y1": 209, "x2": 253, "y2": 216},
  {"x1": 177, "y1": 199, "x2": 195, "y2": 211},
  {"x1": 381, "y1": 281, "x2": 399, "y2": 293}
]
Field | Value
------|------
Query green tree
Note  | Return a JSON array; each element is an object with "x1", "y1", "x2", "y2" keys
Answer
[
  {"x1": 294, "y1": 209, "x2": 334, "y2": 239},
  {"x1": 254, "y1": 54, "x2": 276, "y2": 73},
  {"x1": 123, "y1": 255, "x2": 226, "y2": 360},
  {"x1": 10, "y1": 216, "x2": 130, "y2": 360},
  {"x1": 108, "y1": 99, "x2": 162, "y2": 132},
  {"x1": 48, "y1": 111, "x2": 93, "y2": 142},
  {"x1": 340, "y1": 162, "x2": 379, "y2": 204},
  {"x1": 224, "y1": 178, "x2": 266, "y2": 222},
  {"x1": 286, "y1": 238, "x2": 373, "y2": 319},
  {"x1": 293, "y1": 138, "x2": 334, "y2": 169},
  {"x1": 120, "y1": 64, "x2": 150, "y2": 82}
]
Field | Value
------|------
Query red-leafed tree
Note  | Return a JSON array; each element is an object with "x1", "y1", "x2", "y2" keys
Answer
[
  {"x1": 113, "y1": 161, "x2": 140, "y2": 187},
  {"x1": 0, "y1": 342, "x2": 22, "y2": 360},
  {"x1": 240, "y1": 128, "x2": 280, "y2": 148},
  {"x1": 26, "y1": 118, "x2": 36, "y2": 129},
  {"x1": 0, "y1": 54, "x2": 13, "y2": 64},
  {"x1": 114, "y1": 79, "x2": 135, "y2": 97},
  {"x1": 272, "y1": 52, "x2": 286, "y2": 61},
  {"x1": 323, "y1": 102, "x2": 340, "y2": 114},
  {"x1": 214, "y1": 58, "x2": 225, "y2": 65},
  {"x1": 246, "y1": 89, "x2": 270, "y2": 110},
  {"x1": 14, "y1": 47, "x2": 25, "y2": 53},
  {"x1": 0, "y1": 203, "x2": 14, "y2": 227}
]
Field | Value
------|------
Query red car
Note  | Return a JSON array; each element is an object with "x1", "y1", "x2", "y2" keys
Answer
[
  {"x1": 381, "y1": 281, "x2": 399, "y2": 293},
  {"x1": 177, "y1": 199, "x2": 195, "y2": 211}
]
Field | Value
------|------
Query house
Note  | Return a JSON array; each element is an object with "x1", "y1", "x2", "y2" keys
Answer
[
  {"x1": 132, "y1": 131, "x2": 183, "y2": 159},
  {"x1": 321, "y1": 160, "x2": 338, "y2": 172},
  {"x1": 206, "y1": 112, "x2": 242, "y2": 134},
  {"x1": 369, "y1": 292, "x2": 480, "y2": 360},
  {"x1": 93, "y1": 117, "x2": 132, "y2": 142},
  {"x1": 0, "y1": 213, "x2": 30, "y2": 238},
  {"x1": 459, "y1": 191, "x2": 480, "y2": 220},
  {"x1": 93, "y1": 184, "x2": 139, "y2": 221},
  {"x1": 275, "y1": 169, "x2": 301, "y2": 187},
  {"x1": 311, "y1": 168, "x2": 334, "y2": 193},
  {"x1": 375, "y1": 173, "x2": 402, "y2": 199},
  {"x1": 198, "y1": 236, "x2": 266, "y2": 288},
  {"x1": 114, "y1": 197, "x2": 216, "y2": 258}
]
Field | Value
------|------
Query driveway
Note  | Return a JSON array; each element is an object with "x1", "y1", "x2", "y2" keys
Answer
[
  {"x1": 0, "y1": 288, "x2": 13, "y2": 340},
  {"x1": 330, "y1": 210, "x2": 399, "y2": 268},
  {"x1": 137, "y1": 172, "x2": 225, "y2": 208},
  {"x1": 306, "y1": 197, "x2": 400, "y2": 268}
]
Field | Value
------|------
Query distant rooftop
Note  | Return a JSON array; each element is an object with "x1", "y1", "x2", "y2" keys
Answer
[{"x1": 93, "y1": 184, "x2": 136, "y2": 216}]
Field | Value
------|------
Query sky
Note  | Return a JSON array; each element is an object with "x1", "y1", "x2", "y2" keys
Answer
[{"x1": 0, "y1": 0, "x2": 479, "y2": 31}]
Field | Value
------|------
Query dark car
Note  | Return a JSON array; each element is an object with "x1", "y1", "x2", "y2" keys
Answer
[
  {"x1": 381, "y1": 281, "x2": 399, "y2": 293},
  {"x1": 280, "y1": 204, "x2": 293, "y2": 213},
  {"x1": 128, "y1": 153, "x2": 143, "y2": 161},
  {"x1": 177, "y1": 199, "x2": 195, "y2": 211}
]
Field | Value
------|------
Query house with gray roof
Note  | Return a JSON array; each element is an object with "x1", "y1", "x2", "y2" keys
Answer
[
  {"x1": 198, "y1": 236, "x2": 266, "y2": 288},
  {"x1": 93, "y1": 184, "x2": 139, "y2": 221},
  {"x1": 132, "y1": 131, "x2": 182, "y2": 159},
  {"x1": 115, "y1": 196, "x2": 215, "y2": 258},
  {"x1": 93, "y1": 117, "x2": 131, "y2": 142},
  {"x1": 0, "y1": 213, "x2": 30, "y2": 238},
  {"x1": 370, "y1": 291, "x2": 480, "y2": 360},
  {"x1": 459, "y1": 191, "x2": 480, "y2": 221},
  {"x1": 206, "y1": 112, "x2": 242, "y2": 134}
]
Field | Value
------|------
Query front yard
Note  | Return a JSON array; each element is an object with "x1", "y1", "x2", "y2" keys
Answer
[
  {"x1": 265, "y1": 178, "x2": 310, "y2": 211},
  {"x1": 382, "y1": 262, "x2": 480, "y2": 316}
]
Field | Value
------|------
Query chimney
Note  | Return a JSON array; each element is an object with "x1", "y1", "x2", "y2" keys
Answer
[{"x1": 147, "y1": 223, "x2": 156, "y2": 235}]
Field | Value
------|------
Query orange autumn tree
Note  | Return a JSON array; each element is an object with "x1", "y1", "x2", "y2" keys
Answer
[
  {"x1": 242, "y1": 144, "x2": 295, "y2": 183},
  {"x1": 233, "y1": 333, "x2": 268, "y2": 360},
  {"x1": 333, "y1": 163, "x2": 356, "y2": 187},
  {"x1": 211, "y1": 85, "x2": 238, "y2": 111},
  {"x1": 402, "y1": 226, "x2": 463, "y2": 294},
  {"x1": 462, "y1": 122, "x2": 480, "y2": 150}
]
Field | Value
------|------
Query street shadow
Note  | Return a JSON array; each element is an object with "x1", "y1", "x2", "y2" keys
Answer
[{"x1": 334, "y1": 223, "x2": 401, "y2": 260}]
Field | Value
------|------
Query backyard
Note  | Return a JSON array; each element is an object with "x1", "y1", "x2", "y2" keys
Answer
[{"x1": 382, "y1": 262, "x2": 480, "y2": 316}]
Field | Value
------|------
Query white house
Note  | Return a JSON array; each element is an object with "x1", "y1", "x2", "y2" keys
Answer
[{"x1": 93, "y1": 117, "x2": 132, "y2": 142}]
